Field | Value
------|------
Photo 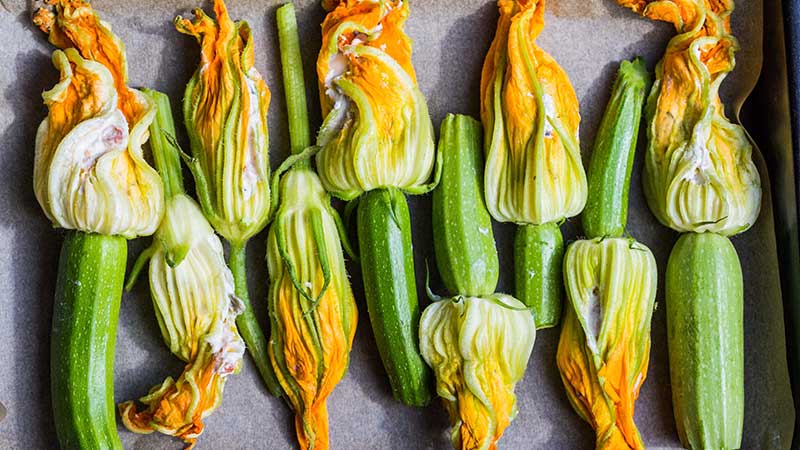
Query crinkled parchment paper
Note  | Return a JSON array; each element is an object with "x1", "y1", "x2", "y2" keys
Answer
[{"x1": 0, "y1": 0, "x2": 793, "y2": 448}]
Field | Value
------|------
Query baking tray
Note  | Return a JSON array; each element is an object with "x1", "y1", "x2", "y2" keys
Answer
[
  {"x1": 758, "y1": 0, "x2": 800, "y2": 446},
  {"x1": 0, "y1": 0, "x2": 795, "y2": 448}
]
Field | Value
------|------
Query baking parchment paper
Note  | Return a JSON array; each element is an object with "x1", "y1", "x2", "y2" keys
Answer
[{"x1": 0, "y1": 0, "x2": 794, "y2": 448}]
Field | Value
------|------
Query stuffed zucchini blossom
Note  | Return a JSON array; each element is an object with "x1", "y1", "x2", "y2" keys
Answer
[
  {"x1": 316, "y1": 0, "x2": 436, "y2": 200},
  {"x1": 617, "y1": 0, "x2": 760, "y2": 235},
  {"x1": 176, "y1": 0, "x2": 272, "y2": 244},
  {"x1": 481, "y1": 0, "x2": 587, "y2": 225},
  {"x1": 268, "y1": 163, "x2": 358, "y2": 450},
  {"x1": 557, "y1": 238, "x2": 657, "y2": 450},
  {"x1": 119, "y1": 195, "x2": 245, "y2": 447},
  {"x1": 33, "y1": 0, "x2": 163, "y2": 238},
  {"x1": 420, "y1": 294, "x2": 536, "y2": 450}
]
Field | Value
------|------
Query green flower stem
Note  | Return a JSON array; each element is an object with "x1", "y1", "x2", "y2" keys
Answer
[
  {"x1": 229, "y1": 240, "x2": 282, "y2": 396},
  {"x1": 143, "y1": 89, "x2": 184, "y2": 199},
  {"x1": 277, "y1": 3, "x2": 310, "y2": 156}
]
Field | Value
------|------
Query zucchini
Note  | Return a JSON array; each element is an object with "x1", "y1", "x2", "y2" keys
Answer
[
  {"x1": 583, "y1": 59, "x2": 650, "y2": 239},
  {"x1": 515, "y1": 222, "x2": 564, "y2": 329},
  {"x1": 432, "y1": 114, "x2": 498, "y2": 297},
  {"x1": 666, "y1": 231, "x2": 743, "y2": 450},
  {"x1": 358, "y1": 187, "x2": 432, "y2": 406},
  {"x1": 51, "y1": 231, "x2": 126, "y2": 450}
]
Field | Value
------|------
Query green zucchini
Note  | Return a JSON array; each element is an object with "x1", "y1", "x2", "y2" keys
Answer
[
  {"x1": 432, "y1": 114, "x2": 498, "y2": 297},
  {"x1": 583, "y1": 58, "x2": 650, "y2": 239},
  {"x1": 515, "y1": 222, "x2": 564, "y2": 329},
  {"x1": 51, "y1": 231, "x2": 126, "y2": 450},
  {"x1": 358, "y1": 187, "x2": 432, "y2": 406},
  {"x1": 666, "y1": 231, "x2": 743, "y2": 450}
]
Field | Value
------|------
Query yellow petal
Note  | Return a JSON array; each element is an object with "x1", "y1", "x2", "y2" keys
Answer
[
  {"x1": 34, "y1": 49, "x2": 163, "y2": 237},
  {"x1": 33, "y1": 0, "x2": 148, "y2": 125},
  {"x1": 557, "y1": 238, "x2": 657, "y2": 450},
  {"x1": 119, "y1": 346, "x2": 228, "y2": 448}
]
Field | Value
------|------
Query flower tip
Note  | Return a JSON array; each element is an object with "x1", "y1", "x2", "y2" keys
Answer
[
  {"x1": 117, "y1": 401, "x2": 156, "y2": 436},
  {"x1": 212, "y1": 0, "x2": 230, "y2": 18},
  {"x1": 295, "y1": 404, "x2": 330, "y2": 450},
  {"x1": 118, "y1": 357, "x2": 221, "y2": 446},
  {"x1": 32, "y1": 5, "x2": 55, "y2": 34},
  {"x1": 321, "y1": 0, "x2": 340, "y2": 12}
]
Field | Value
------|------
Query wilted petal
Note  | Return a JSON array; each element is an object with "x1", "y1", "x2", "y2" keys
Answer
[
  {"x1": 119, "y1": 195, "x2": 244, "y2": 447},
  {"x1": 34, "y1": 49, "x2": 162, "y2": 238},
  {"x1": 617, "y1": 0, "x2": 760, "y2": 235},
  {"x1": 33, "y1": 0, "x2": 150, "y2": 127}
]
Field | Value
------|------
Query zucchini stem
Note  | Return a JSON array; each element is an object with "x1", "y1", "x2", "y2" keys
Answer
[
  {"x1": 277, "y1": 3, "x2": 311, "y2": 156},
  {"x1": 143, "y1": 89, "x2": 184, "y2": 199},
  {"x1": 229, "y1": 240, "x2": 283, "y2": 396}
]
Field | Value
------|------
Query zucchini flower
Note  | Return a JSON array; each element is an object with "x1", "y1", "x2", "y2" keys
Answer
[
  {"x1": 316, "y1": 0, "x2": 436, "y2": 200},
  {"x1": 617, "y1": 0, "x2": 760, "y2": 235},
  {"x1": 268, "y1": 9, "x2": 358, "y2": 448},
  {"x1": 267, "y1": 164, "x2": 358, "y2": 450},
  {"x1": 32, "y1": 1, "x2": 163, "y2": 238},
  {"x1": 119, "y1": 195, "x2": 244, "y2": 447},
  {"x1": 419, "y1": 294, "x2": 536, "y2": 450},
  {"x1": 119, "y1": 91, "x2": 244, "y2": 448},
  {"x1": 557, "y1": 238, "x2": 657, "y2": 450},
  {"x1": 481, "y1": 0, "x2": 587, "y2": 225},
  {"x1": 175, "y1": 0, "x2": 271, "y2": 244},
  {"x1": 31, "y1": 4, "x2": 163, "y2": 448}
]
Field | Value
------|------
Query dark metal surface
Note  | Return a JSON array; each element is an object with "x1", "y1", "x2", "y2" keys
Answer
[
  {"x1": 781, "y1": 0, "x2": 800, "y2": 445},
  {"x1": 752, "y1": 0, "x2": 800, "y2": 445}
]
